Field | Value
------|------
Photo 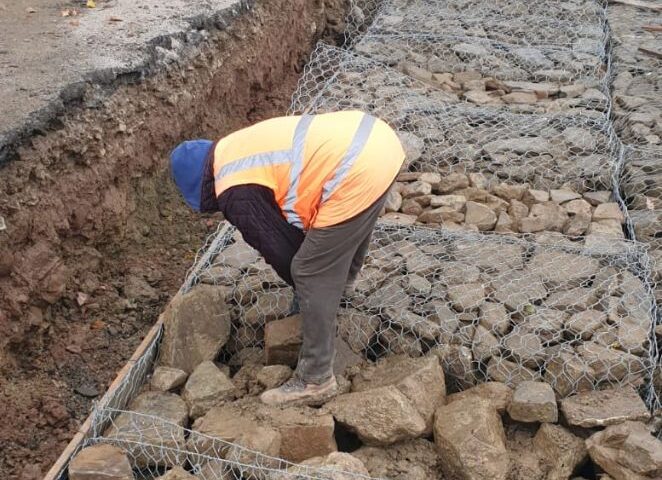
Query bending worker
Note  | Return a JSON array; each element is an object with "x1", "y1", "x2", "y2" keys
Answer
[{"x1": 170, "y1": 110, "x2": 404, "y2": 406}]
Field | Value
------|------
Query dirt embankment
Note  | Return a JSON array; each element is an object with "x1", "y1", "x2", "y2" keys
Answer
[{"x1": 0, "y1": 1, "x2": 348, "y2": 477}]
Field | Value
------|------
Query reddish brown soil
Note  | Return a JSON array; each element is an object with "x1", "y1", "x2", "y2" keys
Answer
[{"x1": 0, "y1": 1, "x2": 348, "y2": 477}]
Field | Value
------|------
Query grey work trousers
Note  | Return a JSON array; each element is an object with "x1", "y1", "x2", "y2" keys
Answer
[{"x1": 290, "y1": 190, "x2": 388, "y2": 384}]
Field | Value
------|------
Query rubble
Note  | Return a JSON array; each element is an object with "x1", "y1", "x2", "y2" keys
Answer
[
  {"x1": 446, "y1": 382, "x2": 513, "y2": 414},
  {"x1": 151, "y1": 366, "x2": 188, "y2": 392},
  {"x1": 353, "y1": 439, "x2": 444, "y2": 480},
  {"x1": 533, "y1": 423, "x2": 587, "y2": 480}
]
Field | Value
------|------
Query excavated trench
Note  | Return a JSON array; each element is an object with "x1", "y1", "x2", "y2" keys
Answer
[{"x1": 0, "y1": 1, "x2": 350, "y2": 477}]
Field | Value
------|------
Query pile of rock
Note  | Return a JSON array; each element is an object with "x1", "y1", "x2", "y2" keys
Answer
[
  {"x1": 353, "y1": 36, "x2": 606, "y2": 94},
  {"x1": 381, "y1": 171, "x2": 625, "y2": 242},
  {"x1": 68, "y1": 353, "x2": 661, "y2": 480}
]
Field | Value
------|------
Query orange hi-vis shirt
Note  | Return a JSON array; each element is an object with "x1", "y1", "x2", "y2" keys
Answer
[{"x1": 212, "y1": 111, "x2": 405, "y2": 230}]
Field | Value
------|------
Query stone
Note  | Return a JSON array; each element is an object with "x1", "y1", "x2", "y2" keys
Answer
[
  {"x1": 221, "y1": 240, "x2": 259, "y2": 268},
  {"x1": 469, "y1": 172, "x2": 489, "y2": 189},
  {"x1": 397, "y1": 131, "x2": 424, "y2": 165},
  {"x1": 561, "y1": 387, "x2": 651, "y2": 428},
  {"x1": 464, "y1": 201, "x2": 497, "y2": 230},
  {"x1": 353, "y1": 439, "x2": 443, "y2": 480},
  {"x1": 447, "y1": 283, "x2": 485, "y2": 311},
  {"x1": 523, "y1": 189, "x2": 550, "y2": 204},
  {"x1": 543, "y1": 351, "x2": 595, "y2": 397},
  {"x1": 402, "y1": 181, "x2": 432, "y2": 199},
  {"x1": 326, "y1": 385, "x2": 427, "y2": 445},
  {"x1": 483, "y1": 137, "x2": 551, "y2": 157},
  {"x1": 384, "y1": 188, "x2": 403, "y2": 213},
  {"x1": 417, "y1": 206, "x2": 464, "y2": 224},
  {"x1": 160, "y1": 286, "x2": 232, "y2": 373},
  {"x1": 533, "y1": 424, "x2": 587, "y2": 480},
  {"x1": 503, "y1": 91, "x2": 538, "y2": 104},
  {"x1": 104, "y1": 391, "x2": 188, "y2": 468},
  {"x1": 364, "y1": 281, "x2": 411, "y2": 311},
  {"x1": 503, "y1": 330, "x2": 545, "y2": 367},
  {"x1": 242, "y1": 290, "x2": 293, "y2": 326},
  {"x1": 151, "y1": 367, "x2": 188, "y2": 392},
  {"x1": 565, "y1": 199, "x2": 592, "y2": 217},
  {"x1": 508, "y1": 199, "x2": 529, "y2": 221},
  {"x1": 495, "y1": 211, "x2": 514, "y2": 232},
  {"x1": 520, "y1": 202, "x2": 569, "y2": 233},
  {"x1": 352, "y1": 267, "x2": 388, "y2": 296},
  {"x1": 351, "y1": 355, "x2": 446, "y2": 434},
  {"x1": 479, "y1": 302, "x2": 511, "y2": 335},
  {"x1": 491, "y1": 270, "x2": 546, "y2": 311},
  {"x1": 434, "y1": 173, "x2": 470, "y2": 194},
  {"x1": 472, "y1": 325, "x2": 500, "y2": 362},
  {"x1": 565, "y1": 310, "x2": 606, "y2": 340},
  {"x1": 436, "y1": 261, "x2": 481, "y2": 286},
  {"x1": 264, "y1": 315, "x2": 302, "y2": 367},
  {"x1": 430, "y1": 345, "x2": 476, "y2": 389},
  {"x1": 256, "y1": 365, "x2": 292, "y2": 390},
  {"x1": 583, "y1": 190, "x2": 611, "y2": 206},
  {"x1": 563, "y1": 213, "x2": 591, "y2": 236},
  {"x1": 527, "y1": 250, "x2": 599, "y2": 287},
  {"x1": 401, "y1": 198, "x2": 424, "y2": 216},
  {"x1": 381, "y1": 212, "x2": 418, "y2": 225},
  {"x1": 550, "y1": 189, "x2": 582, "y2": 204},
  {"x1": 563, "y1": 127, "x2": 596, "y2": 152},
  {"x1": 464, "y1": 90, "x2": 499, "y2": 105},
  {"x1": 401, "y1": 62, "x2": 433, "y2": 82},
  {"x1": 560, "y1": 84, "x2": 586, "y2": 98},
  {"x1": 292, "y1": 452, "x2": 369, "y2": 479},
  {"x1": 434, "y1": 397, "x2": 509, "y2": 480},
  {"x1": 419, "y1": 172, "x2": 442, "y2": 184},
  {"x1": 429, "y1": 194, "x2": 466, "y2": 209},
  {"x1": 507, "y1": 381, "x2": 558, "y2": 423},
  {"x1": 454, "y1": 241, "x2": 524, "y2": 271},
  {"x1": 593, "y1": 202, "x2": 624, "y2": 223},
  {"x1": 402, "y1": 274, "x2": 432, "y2": 296},
  {"x1": 586, "y1": 421, "x2": 662, "y2": 480},
  {"x1": 518, "y1": 309, "x2": 566, "y2": 345},
  {"x1": 258, "y1": 405, "x2": 338, "y2": 463},
  {"x1": 337, "y1": 309, "x2": 380, "y2": 353},
  {"x1": 576, "y1": 342, "x2": 645, "y2": 382},
  {"x1": 446, "y1": 382, "x2": 513, "y2": 414},
  {"x1": 182, "y1": 361, "x2": 236, "y2": 419},
  {"x1": 588, "y1": 220, "x2": 624, "y2": 238},
  {"x1": 379, "y1": 329, "x2": 424, "y2": 357},
  {"x1": 487, "y1": 357, "x2": 539, "y2": 386},
  {"x1": 156, "y1": 467, "x2": 195, "y2": 479},
  {"x1": 69, "y1": 444, "x2": 134, "y2": 480}
]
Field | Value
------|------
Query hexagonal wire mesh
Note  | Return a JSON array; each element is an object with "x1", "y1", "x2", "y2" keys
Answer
[
  {"x1": 191, "y1": 222, "x2": 659, "y2": 406},
  {"x1": 348, "y1": 0, "x2": 609, "y2": 52},
  {"x1": 289, "y1": 44, "x2": 620, "y2": 194}
]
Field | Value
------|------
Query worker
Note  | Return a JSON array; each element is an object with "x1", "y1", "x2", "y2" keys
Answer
[{"x1": 170, "y1": 111, "x2": 404, "y2": 406}]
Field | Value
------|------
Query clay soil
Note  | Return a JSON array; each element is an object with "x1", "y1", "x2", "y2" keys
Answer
[{"x1": 0, "y1": 1, "x2": 348, "y2": 478}]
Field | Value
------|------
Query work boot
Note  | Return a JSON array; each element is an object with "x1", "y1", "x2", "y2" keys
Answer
[{"x1": 260, "y1": 375, "x2": 338, "y2": 407}]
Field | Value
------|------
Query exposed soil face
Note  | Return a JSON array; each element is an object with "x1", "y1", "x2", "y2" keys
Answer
[{"x1": 0, "y1": 1, "x2": 348, "y2": 477}]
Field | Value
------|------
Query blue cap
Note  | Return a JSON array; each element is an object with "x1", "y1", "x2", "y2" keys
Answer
[{"x1": 170, "y1": 139, "x2": 213, "y2": 212}]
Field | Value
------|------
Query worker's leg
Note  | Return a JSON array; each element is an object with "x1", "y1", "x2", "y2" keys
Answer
[
  {"x1": 261, "y1": 192, "x2": 388, "y2": 407},
  {"x1": 218, "y1": 185, "x2": 304, "y2": 286}
]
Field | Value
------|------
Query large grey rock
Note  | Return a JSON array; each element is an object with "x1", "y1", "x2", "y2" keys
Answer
[
  {"x1": 472, "y1": 325, "x2": 500, "y2": 362},
  {"x1": 503, "y1": 329, "x2": 545, "y2": 367},
  {"x1": 507, "y1": 381, "x2": 558, "y2": 423},
  {"x1": 565, "y1": 310, "x2": 607, "y2": 340},
  {"x1": 586, "y1": 421, "x2": 662, "y2": 480},
  {"x1": 479, "y1": 302, "x2": 511, "y2": 335},
  {"x1": 465, "y1": 201, "x2": 497, "y2": 231},
  {"x1": 434, "y1": 397, "x2": 509, "y2": 480},
  {"x1": 69, "y1": 444, "x2": 134, "y2": 480},
  {"x1": 527, "y1": 250, "x2": 600, "y2": 287},
  {"x1": 288, "y1": 452, "x2": 369, "y2": 480},
  {"x1": 576, "y1": 342, "x2": 645, "y2": 382},
  {"x1": 159, "y1": 286, "x2": 232, "y2": 373},
  {"x1": 337, "y1": 309, "x2": 380, "y2": 353},
  {"x1": 220, "y1": 240, "x2": 259, "y2": 269},
  {"x1": 447, "y1": 283, "x2": 485, "y2": 311},
  {"x1": 105, "y1": 391, "x2": 188, "y2": 468},
  {"x1": 491, "y1": 270, "x2": 546, "y2": 310},
  {"x1": 182, "y1": 361, "x2": 236, "y2": 419},
  {"x1": 560, "y1": 387, "x2": 651, "y2": 428},
  {"x1": 326, "y1": 385, "x2": 427, "y2": 445},
  {"x1": 543, "y1": 351, "x2": 595, "y2": 397},
  {"x1": 351, "y1": 355, "x2": 445, "y2": 434},
  {"x1": 243, "y1": 290, "x2": 293, "y2": 326},
  {"x1": 487, "y1": 357, "x2": 540, "y2": 386}
]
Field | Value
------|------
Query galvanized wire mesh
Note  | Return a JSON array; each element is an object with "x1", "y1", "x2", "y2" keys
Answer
[
  {"x1": 290, "y1": 44, "x2": 619, "y2": 193},
  {"x1": 350, "y1": 0, "x2": 609, "y2": 52}
]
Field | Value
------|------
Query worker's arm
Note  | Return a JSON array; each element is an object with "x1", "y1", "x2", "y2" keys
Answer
[{"x1": 217, "y1": 185, "x2": 305, "y2": 286}]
